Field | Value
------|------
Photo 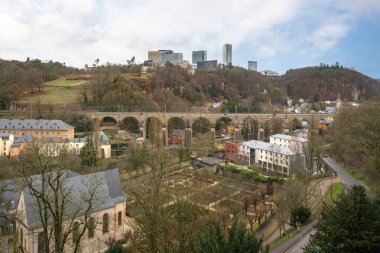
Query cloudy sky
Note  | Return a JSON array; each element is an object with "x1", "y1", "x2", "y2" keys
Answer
[{"x1": 1, "y1": 0, "x2": 380, "y2": 77}]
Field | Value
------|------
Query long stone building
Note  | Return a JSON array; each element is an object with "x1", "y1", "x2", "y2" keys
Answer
[{"x1": 0, "y1": 119, "x2": 74, "y2": 139}]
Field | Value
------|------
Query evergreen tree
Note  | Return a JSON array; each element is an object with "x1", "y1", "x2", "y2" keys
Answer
[
  {"x1": 305, "y1": 186, "x2": 380, "y2": 253},
  {"x1": 80, "y1": 135, "x2": 98, "y2": 166},
  {"x1": 289, "y1": 206, "x2": 311, "y2": 228},
  {"x1": 194, "y1": 222, "x2": 268, "y2": 253}
]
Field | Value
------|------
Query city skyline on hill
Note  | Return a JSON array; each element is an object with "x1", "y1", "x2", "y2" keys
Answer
[{"x1": 0, "y1": 0, "x2": 379, "y2": 78}]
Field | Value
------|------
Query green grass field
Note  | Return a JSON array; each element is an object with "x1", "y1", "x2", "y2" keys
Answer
[
  {"x1": 323, "y1": 182, "x2": 343, "y2": 203},
  {"x1": 43, "y1": 77, "x2": 89, "y2": 87},
  {"x1": 17, "y1": 77, "x2": 90, "y2": 105}
]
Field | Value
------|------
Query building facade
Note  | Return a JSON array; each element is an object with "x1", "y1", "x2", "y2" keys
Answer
[
  {"x1": 197, "y1": 60, "x2": 217, "y2": 71},
  {"x1": 239, "y1": 139, "x2": 305, "y2": 175},
  {"x1": 8, "y1": 132, "x2": 111, "y2": 158},
  {"x1": 0, "y1": 119, "x2": 74, "y2": 139},
  {"x1": 148, "y1": 51, "x2": 164, "y2": 65},
  {"x1": 224, "y1": 141, "x2": 239, "y2": 162},
  {"x1": 2, "y1": 169, "x2": 128, "y2": 253},
  {"x1": 0, "y1": 133, "x2": 14, "y2": 157},
  {"x1": 269, "y1": 134, "x2": 308, "y2": 154},
  {"x1": 166, "y1": 52, "x2": 183, "y2": 62},
  {"x1": 192, "y1": 50, "x2": 207, "y2": 65},
  {"x1": 223, "y1": 44, "x2": 232, "y2": 66},
  {"x1": 248, "y1": 61, "x2": 257, "y2": 71}
]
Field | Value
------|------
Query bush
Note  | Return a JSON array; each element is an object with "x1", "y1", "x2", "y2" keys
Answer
[
  {"x1": 224, "y1": 163, "x2": 285, "y2": 183},
  {"x1": 105, "y1": 243, "x2": 129, "y2": 253},
  {"x1": 290, "y1": 206, "x2": 311, "y2": 228}
]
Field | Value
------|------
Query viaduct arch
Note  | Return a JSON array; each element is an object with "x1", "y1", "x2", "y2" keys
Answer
[{"x1": 89, "y1": 112, "x2": 326, "y2": 147}]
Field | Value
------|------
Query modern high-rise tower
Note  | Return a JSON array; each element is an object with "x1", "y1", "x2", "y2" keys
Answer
[
  {"x1": 223, "y1": 44, "x2": 232, "y2": 66},
  {"x1": 248, "y1": 61, "x2": 257, "y2": 71},
  {"x1": 192, "y1": 50, "x2": 207, "y2": 65}
]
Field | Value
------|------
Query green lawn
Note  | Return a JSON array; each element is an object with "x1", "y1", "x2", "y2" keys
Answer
[
  {"x1": 19, "y1": 85, "x2": 84, "y2": 105},
  {"x1": 43, "y1": 77, "x2": 89, "y2": 87},
  {"x1": 323, "y1": 182, "x2": 343, "y2": 204},
  {"x1": 17, "y1": 77, "x2": 90, "y2": 105}
]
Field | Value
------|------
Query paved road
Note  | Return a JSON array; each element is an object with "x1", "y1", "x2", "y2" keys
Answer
[
  {"x1": 270, "y1": 157, "x2": 367, "y2": 253},
  {"x1": 322, "y1": 156, "x2": 366, "y2": 189},
  {"x1": 270, "y1": 222, "x2": 316, "y2": 253}
]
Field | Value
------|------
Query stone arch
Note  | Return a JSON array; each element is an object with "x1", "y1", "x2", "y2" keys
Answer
[
  {"x1": 288, "y1": 118, "x2": 303, "y2": 132},
  {"x1": 192, "y1": 117, "x2": 211, "y2": 135},
  {"x1": 167, "y1": 117, "x2": 186, "y2": 145},
  {"x1": 215, "y1": 117, "x2": 234, "y2": 136},
  {"x1": 240, "y1": 117, "x2": 259, "y2": 141},
  {"x1": 121, "y1": 117, "x2": 140, "y2": 134},
  {"x1": 101, "y1": 116, "x2": 118, "y2": 127},
  {"x1": 263, "y1": 118, "x2": 284, "y2": 140},
  {"x1": 145, "y1": 117, "x2": 163, "y2": 147}
]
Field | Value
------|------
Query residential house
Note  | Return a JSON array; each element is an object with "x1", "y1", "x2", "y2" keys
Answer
[{"x1": 0, "y1": 133, "x2": 14, "y2": 157}]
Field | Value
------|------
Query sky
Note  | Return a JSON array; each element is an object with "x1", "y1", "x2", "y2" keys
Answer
[{"x1": 1, "y1": 0, "x2": 380, "y2": 78}]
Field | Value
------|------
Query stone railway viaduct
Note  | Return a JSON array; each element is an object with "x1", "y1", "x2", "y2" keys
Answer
[{"x1": 85, "y1": 112, "x2": 328, "y2": 146}]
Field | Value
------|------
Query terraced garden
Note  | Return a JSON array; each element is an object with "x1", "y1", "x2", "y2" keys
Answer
[{"x1": 125, "y1": 166, "x2": 277, "y2": 229}]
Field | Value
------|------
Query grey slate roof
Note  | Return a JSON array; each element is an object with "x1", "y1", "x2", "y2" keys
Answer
[
  {"x1": 0, "y1": 133, "x2": 12, "y2": 140},
  {"x1": 11, "y1": 133, "x2": 33, "y2": 147},
  {"x1": 196, "y1": 156, "x2": 224, "y2": 166},
  {"x1": 242, "y1": 140, "x2": 296, "y2": 156},
  {"x1": 97, "y1": 131, "x2": 110, "y2": 145},
  {"x1": 270, "y1": 134, "x2": 308, "y2": 143},
  {"x1": 22, "y1": 168, "x2": 125, "y2": 230},
  {"x1": 0, "y1": 119, "x2": 74, "y2": 131}
]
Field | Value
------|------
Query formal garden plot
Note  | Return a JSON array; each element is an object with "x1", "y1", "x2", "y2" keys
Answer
[
  {"x1": 214, "y1": 199, "x2": 243, "y2": 214},
  {"x1": 188, "y1": 191, "x2": 221, "y2": 206},
  {"x1": 208, "y1": 183, "x2": 237, "y2": 197},
  {"x1": 190, "y1": 177, "x2": 214, "y2": 189},
  {"x1": 124, "y1": 167, "x2": 278, "y2": 231},
  {"x1": 230, "y1": 190, "x2": 253, "y2": 201}
]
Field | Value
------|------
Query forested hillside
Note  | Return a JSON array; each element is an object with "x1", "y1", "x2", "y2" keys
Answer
[
  {"x1": 1, "y1": 58, "x2": 379, "y2": 112},
  {"x1": 277, "y1": 66, "x2": 380, "y2": 102},
  {"x1": 0, "y1": 59, "x2": 80, "y2": 109},
  {"x1": 90, "y1": 64, "x2": 380, "y2": 112}
]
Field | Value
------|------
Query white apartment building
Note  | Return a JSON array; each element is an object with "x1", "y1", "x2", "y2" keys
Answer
[
  {"x1": 0, "y1": 133, "x2": 14, "y2": 157},
  {"x1": 270, "y1": 134, "x2": 309, "y2": 154},
  {"x1": 239, "y1": 140, "x2": 305, "y2": 175}
]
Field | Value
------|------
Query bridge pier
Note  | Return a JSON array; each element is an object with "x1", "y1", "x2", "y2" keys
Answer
[
  {"x1": 162, "y1": 127, "x2": 168, "y2": 148},
  {"x1": 139, "y1": 126, "x2": 146, "y2": 139}
]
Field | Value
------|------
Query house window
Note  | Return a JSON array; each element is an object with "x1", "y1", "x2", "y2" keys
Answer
[
  {"x1": 38, "y1": 232, "x2": 45, "y2": 253},
  {"x1": 103, "y1": 213, "x2": 109, "y2": 233},
  {"x1": 118, "y1": 211, "x2": 122, "y2": 226},
  {"x1": 88, "y1": 217, "x2": 95, "y2": 238},
  {"x1": 20, "y1": 228, "x2": 23, "y2": 247},
  {"x1": 73, "y1": 222, "x2": 79, "y2": 243}
]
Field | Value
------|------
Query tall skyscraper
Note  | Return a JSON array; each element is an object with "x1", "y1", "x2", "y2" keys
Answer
[
  {"x1": 223, "y1": 44, "x2": 232, "y2": 66},
  {"x1": 248, "y1": 61, "x2": 257, "y2": 71},
  {"x1": 192, "y1": 50, "x2": 207, "y2": 65}
]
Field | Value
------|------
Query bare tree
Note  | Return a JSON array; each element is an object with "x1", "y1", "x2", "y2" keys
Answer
[{"x1": 16, "y1": 143, "x2": 101, "y2": 253}]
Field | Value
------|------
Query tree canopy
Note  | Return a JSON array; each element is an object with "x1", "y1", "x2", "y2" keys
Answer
[{"x1": 304, "y1": 186, "x2": 380, "y2": 253}]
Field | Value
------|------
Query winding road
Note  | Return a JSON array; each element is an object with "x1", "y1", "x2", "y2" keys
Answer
[{"x1": 270, "y1": 156, "x2": 366, "y2": 253}]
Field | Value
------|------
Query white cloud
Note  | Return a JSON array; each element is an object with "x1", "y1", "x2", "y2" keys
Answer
[
  {"x1": 0, "y1": 0, "x2": 378, "y2": 70},
  {"x1": 308, "y1": 23, "x2": 349, "y2": 51}
]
